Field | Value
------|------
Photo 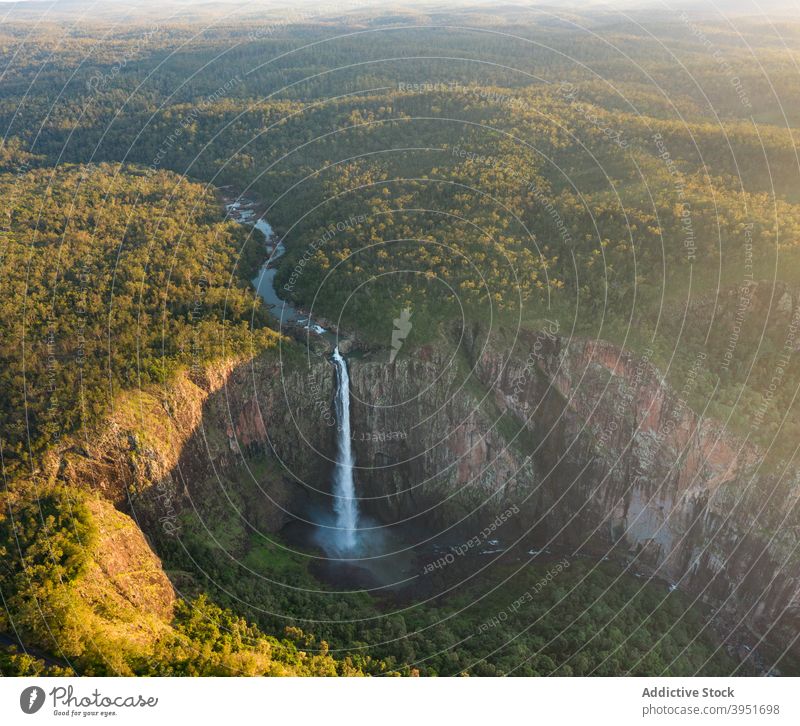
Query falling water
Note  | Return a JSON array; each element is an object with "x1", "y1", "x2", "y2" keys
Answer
[{"x1": 331, "y1": 347, "x2": 359, "y2": 551}]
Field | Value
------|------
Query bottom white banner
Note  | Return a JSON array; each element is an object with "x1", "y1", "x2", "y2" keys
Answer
[{"x1": 0, "y1": 677, "x2": 797, "y2": 725}]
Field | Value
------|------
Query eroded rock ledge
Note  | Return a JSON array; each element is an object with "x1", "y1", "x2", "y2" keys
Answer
[{"x1": 43, "y1": 330, "x2": 800, "y2": 662}]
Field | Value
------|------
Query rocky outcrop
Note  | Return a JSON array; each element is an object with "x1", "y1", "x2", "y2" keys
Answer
[
  {"x1": 344, "y1": 328, "x2": 800, "y2": 660},
  {"x1": 74, "y1": 498, "x2": 176, "y2": 662},
  {"x1": 42, "y1": 324, "x2": 800, "y2": 663},
  {"x1": 49, "y1": 350, "x2": 338, "y2": 537}
]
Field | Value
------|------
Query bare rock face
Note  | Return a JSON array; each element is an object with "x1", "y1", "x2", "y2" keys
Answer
[
  {"x1": 515, "y1": 333, "x2": 800, "y2": 654},
  {"x1": 45, "y1": 330, "x2": 800, "y2": 661},
  {"x1": 78, "y1": 498, "x2": 176, "y2": 625},
  {"x1": 342, "y1": 328, "x2": 800, "y2": 658},
  {"x1": 346, "y1": 346, "x2": 534, "y2": 528}
]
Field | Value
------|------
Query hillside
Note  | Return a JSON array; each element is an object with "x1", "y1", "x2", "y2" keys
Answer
[{"x1": 1, "y1": 8, "x2": 800, "y2": 678}]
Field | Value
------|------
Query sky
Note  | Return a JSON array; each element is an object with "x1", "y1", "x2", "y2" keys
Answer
[{"x1": 0, "y1": 0, "x2": 797, "y2": 20}]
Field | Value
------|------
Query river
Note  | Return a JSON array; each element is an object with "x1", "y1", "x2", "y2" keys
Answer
[{"x1": 224, "y1": 197, "x2": 326, "y2": 334}]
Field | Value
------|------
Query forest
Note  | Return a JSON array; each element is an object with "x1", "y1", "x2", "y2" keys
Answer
[{"x1": 1, "y1": 5, "x2": 800, "y2": 677}]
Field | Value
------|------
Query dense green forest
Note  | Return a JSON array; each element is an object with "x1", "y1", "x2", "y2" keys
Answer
[
  {"x1": 3, "y1": 13, "x2": 800, "y2": 449},
  {"x1": 2, "y1": 6, "x2": 799, "y2": 677},
  {"x1": 1, "y1": 481, "x2": 736, "y2": 676},
  {"x1": 0, "y1": 163, "x2": 278, "y2": 472}
]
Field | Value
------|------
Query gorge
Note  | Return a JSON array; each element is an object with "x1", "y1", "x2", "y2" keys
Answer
[
  {"x1": 3, "y1": 6, "x2": 800, "y2": 678},
  {"x1": 60, "y1": 309, "x2": 793, "y2": 673},
  {"x1": 135, "y1": 202, "x2": 800, "y2": 670}
]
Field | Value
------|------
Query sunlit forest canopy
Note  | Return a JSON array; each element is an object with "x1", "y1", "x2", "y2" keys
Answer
[{"x1": 2, "y1": 2, "x2": 800, "y2": 680}]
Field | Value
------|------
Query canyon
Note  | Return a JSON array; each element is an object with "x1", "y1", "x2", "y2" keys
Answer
[{"x1": 42, "y1": 311, "x2": 800, "y2": 669}]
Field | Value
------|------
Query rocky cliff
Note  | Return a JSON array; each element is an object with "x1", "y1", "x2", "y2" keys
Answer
[
  {"x1": 36, "y1": 322, "x2": 800, "y2": 665},
  {"x1": 344, "y1": 328, "x2": 800, "y2": 661}
]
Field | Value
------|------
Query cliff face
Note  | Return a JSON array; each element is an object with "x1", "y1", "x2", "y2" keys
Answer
[
  {"x1": 44, "y1": 327, "x2": 800, "y2": 662},
  {"x1": 345, "y1": 330, "x2": 800, "y2": 657},
  {"x1": 52, "y1": 352, "x2": 336, "y2": 536},
  {"x1": 346, "y1": 345, "x2": 535, "y2": 528},
  {"x1": 489, "y1": 332, "x2": 799, "y2": 645}
]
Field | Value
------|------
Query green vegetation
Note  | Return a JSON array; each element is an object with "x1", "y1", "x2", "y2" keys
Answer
[
  {"x1": 3, "y1": 15, "x2": 797, "y2": 449},
  {"x1": 151, "y1": 476, "x2": 737, "y2": 676},
  {"x1": 1, "y1": 8, "x2": 798, "y2": 676},
  {"x1": 0, "y1": 163, "x2": 279, "y2": 472},
  {"x1": 0, "y1": 486, "x2": 96, "y2": 648},
  {"x1": 191, "y1": 547, "x2": 739, "y2": 677},
  {"x1": 147, "y1": 596, "x2": 378, "y2": 676}
]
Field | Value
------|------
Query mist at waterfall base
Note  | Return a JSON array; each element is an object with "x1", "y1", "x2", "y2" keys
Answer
[
  {"x1": 304, "y1": 348, "x2": 418, "y2": 589},
  {"x1": 281, "y1": 348, "x2": 530, "y2": 593},
  {"x1": 308, "y1": 497, "x2": 424, "y2": 591}
]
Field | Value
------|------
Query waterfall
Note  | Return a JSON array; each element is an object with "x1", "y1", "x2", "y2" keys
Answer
[{"x1": 331, "y1": 347, "x2": 359, "y2": 551}]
